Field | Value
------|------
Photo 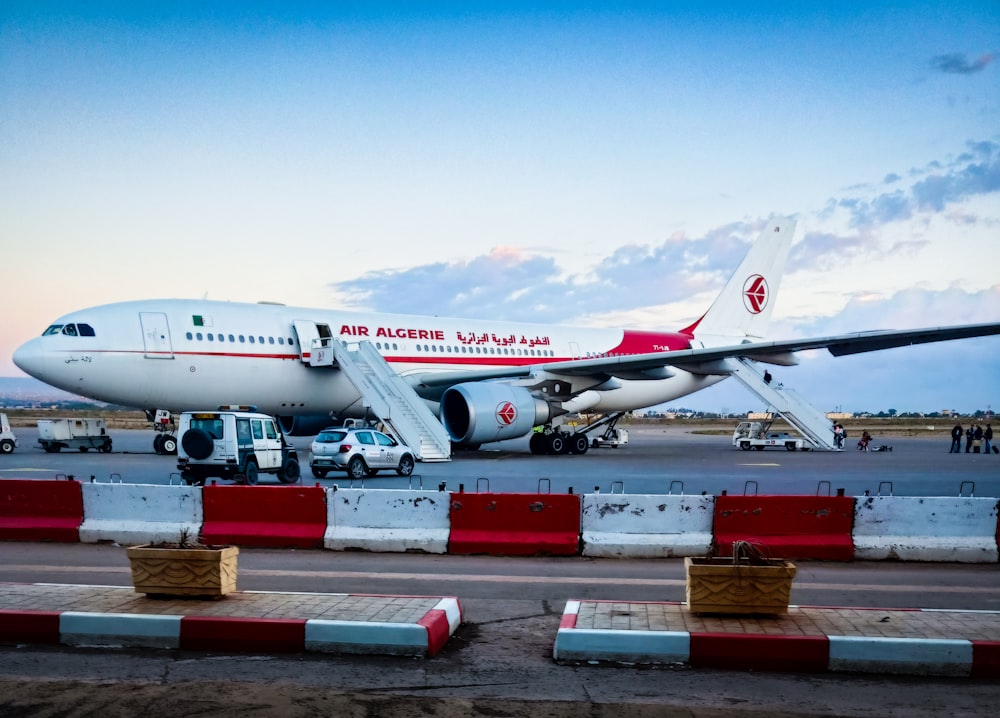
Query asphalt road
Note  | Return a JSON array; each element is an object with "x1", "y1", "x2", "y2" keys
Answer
[
  {"x1": 2, "y1": 545, "x2": 1000, "y2": 717},
  {"x1": 2, "y1": 425, "x2": 998, "y2": 497}
]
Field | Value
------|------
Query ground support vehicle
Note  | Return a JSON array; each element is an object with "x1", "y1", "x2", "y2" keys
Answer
[
  {"x1": 733, "y1": 417, "x2": 807, "y2": 451},
  {"x1": 37, "y1": 418, "x2": 112, "y2": 453},
  {"x1": 176, "y1": 408, "x2": 300, "y2": 485},
  {"x1": 0, "y1": 414, "x2": 18, "y2": 454},
  {"x1": 310, "y1": 425, "x2": 415, "y2": 480}
]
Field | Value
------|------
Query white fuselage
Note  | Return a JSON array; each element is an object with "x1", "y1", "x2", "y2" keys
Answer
[{"x1": 13, "y1": 298, "x2": 723, "y2": 419}]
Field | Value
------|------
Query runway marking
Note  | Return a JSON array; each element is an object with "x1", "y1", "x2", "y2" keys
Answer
[
  {"x1": 739, "y1": 463, "x2": 781, "y2": 467},
  {"x1": 0, "y1": 468, "x2": 59, "y2": 472},
  {"x1": 7, "y1": 565, "x2": 999, "y2": 595}
]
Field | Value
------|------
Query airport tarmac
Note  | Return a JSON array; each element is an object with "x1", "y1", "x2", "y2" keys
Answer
[{"x1": 2, "y1": 424, "x2": 998, "y2": 497}]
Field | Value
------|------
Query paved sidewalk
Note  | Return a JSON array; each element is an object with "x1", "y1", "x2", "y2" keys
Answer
[
  {"x1": 555, "y1": 599, "x2": 1000, "y2": 677},
  {"x1": 0, "y1": 582, "x2": 462, "y2": 657}
]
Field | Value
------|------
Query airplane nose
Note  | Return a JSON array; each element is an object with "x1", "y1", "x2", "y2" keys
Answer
[{"x1": 12, "y1": 338, "x2": 43, "y2": 377}]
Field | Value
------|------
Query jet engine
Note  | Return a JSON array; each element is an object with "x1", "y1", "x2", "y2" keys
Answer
[
  {"x1": 441, "y1": 383, "x2": 550, "y2": 446},
  {"x1": 277, "y1": 414, "x2": 336, "y2": 436}
]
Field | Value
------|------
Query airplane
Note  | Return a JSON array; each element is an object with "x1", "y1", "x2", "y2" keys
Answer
[{"x1": 12, "y1": 216, "x2": 1000, "y2": 458}]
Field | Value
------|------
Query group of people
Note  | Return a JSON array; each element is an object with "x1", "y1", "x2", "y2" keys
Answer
[
  {"x1": 950, "y1": 423, "x2": 993, "y2": 454},
  {"x1": 832, "y1": 423, "x2": 874, "y2": 451}
]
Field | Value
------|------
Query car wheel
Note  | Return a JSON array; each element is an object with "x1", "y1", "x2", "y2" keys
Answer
[
  {"x1": 396, "y1": 454, "x2": 415, "y2": 476},
  {"x1": 740, "y1": 441, "x2": 751, "y2": 451},
  {"x1": 79, "y1": 446, "x2": 89, "y2": 452},
  {"x1": 0, "y1": 440, "x2": 13, "y2": 454},
  {"x1": 347, "y1": 456, "x2": 367, "y2": 480},
  {"x1": 311, "y1": 467, "x2": 327, "y2": 479},
  {"x1": 181, "y1": 428, "x2": 214, "y2": 460},
  {"x1": 161, "y1": 436, "x2": 177, "y2": 454},
  {"x1": 786, "y1": 443, "x2": 797, "y2": 451},
  {"x1": 279, "y1": 458, "x2": 300, "y2": 484},
  {"x1": 99, "y1": 440, "x2": 112, "y2": 453},
  {"x1": 754, "y1": 445, "x2": 765, "y2": 451},
  {"x1": 244, "y1": 460, "x2": 259, "y2": 485},
  {"x1": 365, "y1": 468, "x2": 379, "y2": 477}
]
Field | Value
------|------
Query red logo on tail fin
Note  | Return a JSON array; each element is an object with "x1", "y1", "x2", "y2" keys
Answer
[{"x1": 742, "y1": 275, "x2": 768, "y2": 314}]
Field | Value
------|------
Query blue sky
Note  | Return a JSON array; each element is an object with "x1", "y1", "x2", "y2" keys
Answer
[{"x1": 1, "y1": 2, "x2": 998, "y2": 414}]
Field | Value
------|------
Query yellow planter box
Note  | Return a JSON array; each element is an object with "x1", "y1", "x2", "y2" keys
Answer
[
  {"x1": 685, "y1": 556, "x2": 796, "y2": 615},
  {"x1": 126, "y1": 545, "x2": 239, "y2": 598}
]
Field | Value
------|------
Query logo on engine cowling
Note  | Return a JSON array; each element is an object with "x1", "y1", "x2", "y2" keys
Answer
[{"x1": 496, "y1": 401, "x2": 517, "y2": 425}]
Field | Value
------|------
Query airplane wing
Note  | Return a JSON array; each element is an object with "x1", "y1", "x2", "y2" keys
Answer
[{"x1": 410, "y1": 321, "x2": 1000, "y2": 387}]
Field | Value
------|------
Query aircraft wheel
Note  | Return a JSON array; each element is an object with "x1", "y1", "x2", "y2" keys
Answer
[
  {"x1": 569, "y1": 433, "x2": 589, "y2": 455},
  {"x1": 529, "y1": 433, "x2": 547, "y2": 455},
  {"x1": 547, "y1": 433, "x2": 569, "y2": 455},
  {"x1": 161, "y1": 436, "x2": 177, "y2": 454},
  {"x1": 153, "y1": 435, "x2": 165, "y2": 454}
]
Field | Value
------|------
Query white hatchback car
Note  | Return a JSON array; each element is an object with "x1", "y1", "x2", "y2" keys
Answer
[{"x1": 309, "y1": 426, "x2": 415, "y2": 479}]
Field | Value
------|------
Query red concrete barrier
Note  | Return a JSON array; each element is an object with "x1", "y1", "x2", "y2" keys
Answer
[
  {"x1": 0, "y1": 478, "x2": 83, "y2": 542},
  {"x1": 447, "y1": 492, "x2": 581, "y2": 556},
  {"x1": 713, "y1": 495, "x2": 855, "y2": 561},
  {"x1": 200, "y1": 485, "x2": 326, "y2": 548}
]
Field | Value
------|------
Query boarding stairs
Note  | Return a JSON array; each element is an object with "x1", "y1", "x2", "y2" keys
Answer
[
  {"x1": 728, "y1": 357, "x2": 839, "y2": 451},
  {"x1": 328, "y1": 339, "x2": 451, "y2": 462}
]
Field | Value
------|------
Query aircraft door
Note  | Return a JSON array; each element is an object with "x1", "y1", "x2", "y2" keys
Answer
[
  {"x1": 292, "y1": 320, "x2": 334, "y2": 366},
  {"x1": 139, "y1": 312, "x2": 174, "y2": 359}
]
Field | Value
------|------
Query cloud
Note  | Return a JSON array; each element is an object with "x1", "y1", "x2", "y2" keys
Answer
[{"x1": 930, "y1": 52, "x2": 995, "y2": 75}]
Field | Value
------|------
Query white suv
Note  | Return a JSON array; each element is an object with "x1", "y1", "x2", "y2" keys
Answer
[
  {"x1": 310, "y1": 426, "x2": 415, "y2": 480},
  {"x1": 177, "y1": 409, "x2": 300, "y2": 485}
]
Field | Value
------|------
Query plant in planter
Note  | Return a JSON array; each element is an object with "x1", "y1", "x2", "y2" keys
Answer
[
  {"x1": 126, "y1": 529, "x2": 239, "y2": 599},
  {"x1": 685, "y1": 540, "x2": 795, "y2": 615}
]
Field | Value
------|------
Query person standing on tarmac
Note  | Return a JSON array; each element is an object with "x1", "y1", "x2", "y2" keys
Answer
[
  {"x1": 985, "y1": 424, "x2": 993, "y2": 454},
  {"x1": 950, "y1": 424, "x2": 963, "y2": 453},
  {"x1": 973, "y1": 424, "x2": 984, "y2": 453},
  {"x1": 965, "y1": 425, "x2": 975, "y2": 453}
]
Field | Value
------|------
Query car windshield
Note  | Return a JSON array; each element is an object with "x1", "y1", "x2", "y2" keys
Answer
[{"x1": 315, "y1": 430, "x2": 348, "y2": 443}]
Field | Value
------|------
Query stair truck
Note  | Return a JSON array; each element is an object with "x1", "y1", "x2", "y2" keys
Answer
[{"x1": 732, "y1": 414, "x2": 807, "y2": 451}]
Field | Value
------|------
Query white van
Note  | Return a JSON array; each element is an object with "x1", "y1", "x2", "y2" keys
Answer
[{"x1": 176, "y1": 409, "x2": 300, "y2": 485}]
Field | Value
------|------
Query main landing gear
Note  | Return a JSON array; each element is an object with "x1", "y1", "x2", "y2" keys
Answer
[{"x1": 529, "y1": 428, "x2": 590, "y2": 455}]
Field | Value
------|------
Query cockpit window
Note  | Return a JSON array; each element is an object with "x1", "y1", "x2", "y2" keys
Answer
[{"x1": 42, "y1": 322, "x2": 95, "y2": 337}]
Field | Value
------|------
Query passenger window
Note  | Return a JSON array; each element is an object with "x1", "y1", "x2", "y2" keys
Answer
[
  {"x1": 375, "y1": 433, "x2": 395, "y2": 447},
  {"x1": 196, "y1": 332, "x2": 203, "y2": 340},
  {"x1": 249, "y1": 336, "x2": 255, "y2": 344},
  {"x1": 229, "y1": 334, "x2": 235, "y2": 342},
  {"x1": 186, "y1": 332, "x2": 193, "y2": 340},
  {"x1": 251, "y1": 420, "x2": 263, "y2": 440},
  {"x1": 208, "y1": 333, "x2": 214, "y2": 341},
  {"x1": 264, "y1": 422, "x2": 277, "y2": 440},
  {"x1": 236, "y1": 419, "x2": 251, "y2": 444},
  {"x1": 357, "y1": 431, "x2": 375, "y2": 445}
]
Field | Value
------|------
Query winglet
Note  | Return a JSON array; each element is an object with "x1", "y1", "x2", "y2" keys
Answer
[{"x1": 681, "y1": 216, "x2": 796, "y2": 341}]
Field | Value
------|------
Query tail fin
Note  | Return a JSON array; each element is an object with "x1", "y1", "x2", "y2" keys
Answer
[{"x1": 681, "y1": 216, "x2": 795, "y2": 341}]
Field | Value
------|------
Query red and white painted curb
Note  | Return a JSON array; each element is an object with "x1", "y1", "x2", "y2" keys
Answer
[{"x1": 553, "y1": 601, "x2": 1000, "y2": 678}]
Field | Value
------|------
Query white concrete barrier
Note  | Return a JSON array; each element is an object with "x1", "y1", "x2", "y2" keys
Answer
[
  {"x1": 581, "y1": 494, "x2": 715, "y2": 558},
  {"x1": 324, "y1": 488, "x2": 450, "y2": 553},
  {"x1": 853, "y1": 496, "x2": 1000, "y2": 563},
  {"x1": 79, "y1": 483, "x2": 203, "y2": 545}
]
